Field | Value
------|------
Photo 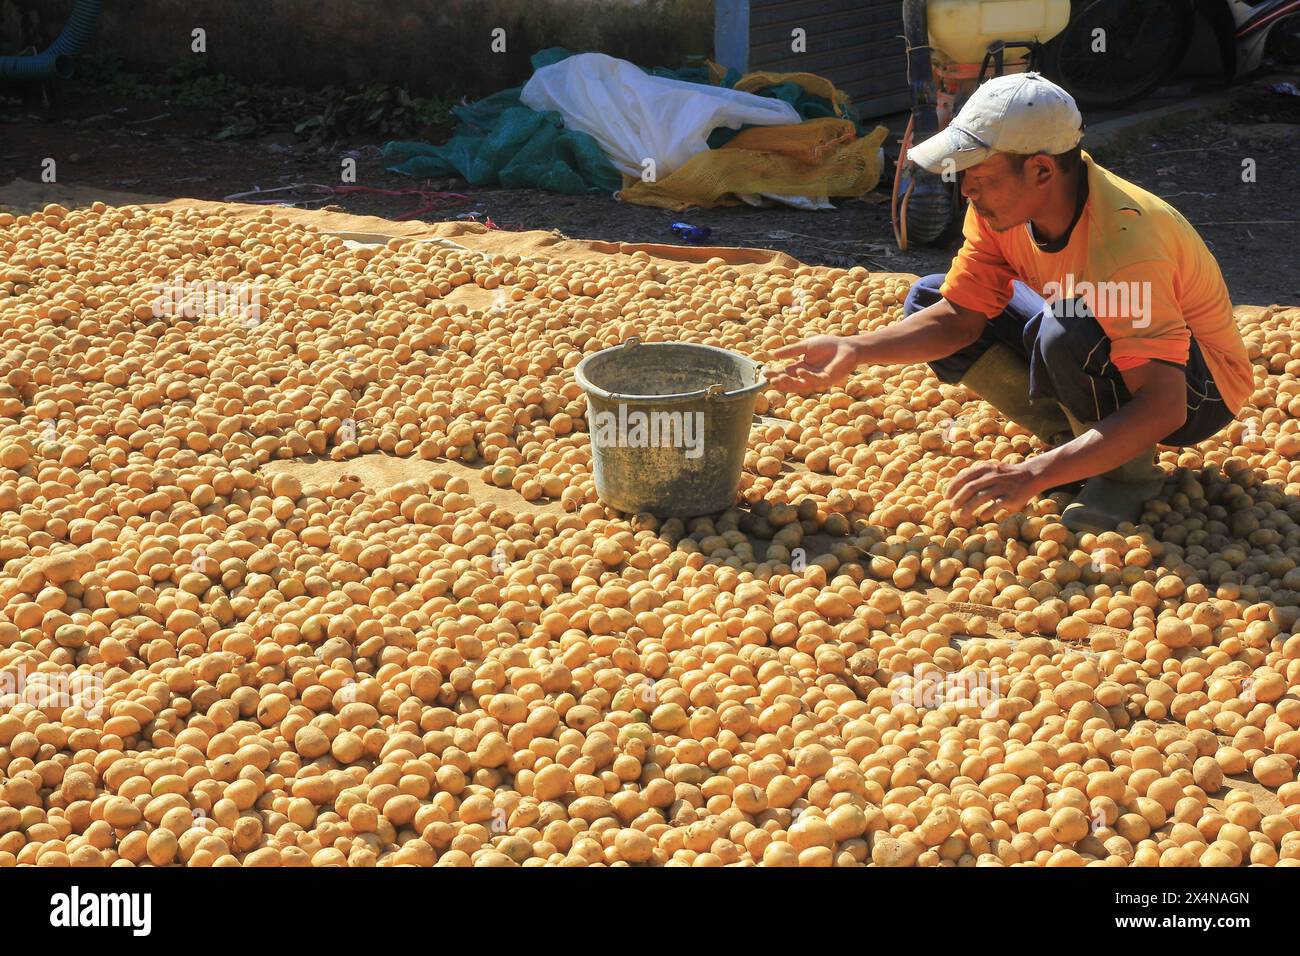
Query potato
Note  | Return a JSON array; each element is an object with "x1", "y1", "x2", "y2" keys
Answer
[
  {"x1": 871, "y1": 836, "x2": 920, "y2": 867},
  {"x1": 1055, "y1": 615, "x2": 1090, "y2": 641},
  {"x1": 1193, "y1": 756, "x2": 1226, "y2": 794},
  {"x1": 1254, "y1": 755, "x2": 1296, "y2": 788},
  {"x1": 1050, "y1": 807, "x2": 1090, "y2": 844}
]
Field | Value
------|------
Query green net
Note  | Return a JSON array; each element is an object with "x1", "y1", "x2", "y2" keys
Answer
[
  {"x1": 384, "y1": 49, "x2": 622, "y2": 195},
  {"x1": 385, "y1": 108, "x2": 622, "y2": 195}
]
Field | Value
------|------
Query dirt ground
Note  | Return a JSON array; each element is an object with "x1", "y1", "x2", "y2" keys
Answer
[{"x1": 3, "y1": 74, "x2": 1298, "y2": 306}]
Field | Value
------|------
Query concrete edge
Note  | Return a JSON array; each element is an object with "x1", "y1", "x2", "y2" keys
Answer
[{"x1": 1083, "y1": 90, "x2": 1235, "y2": 161}]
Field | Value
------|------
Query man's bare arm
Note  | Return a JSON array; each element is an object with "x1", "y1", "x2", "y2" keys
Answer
[
  {"x1": 1023, "y1": 360, "x2": 1188, "y2": 488},
  {"x1": 945, "y1": 361, "x2": 1188, "y2": 522},
  {"x1": 769, "y1": 297, "x2": 989, "y2": 394},
  {"x1": 850, "y1": 296, "x2": 988, "y2": 366}
]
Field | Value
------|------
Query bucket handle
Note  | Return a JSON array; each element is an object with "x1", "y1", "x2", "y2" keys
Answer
[{"x1": 598, "y1": 339, "x2": 764, "y2": 401}]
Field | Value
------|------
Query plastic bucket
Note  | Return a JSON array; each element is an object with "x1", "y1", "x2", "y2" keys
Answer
[{"x1": 575, "y1": 338, "x2": 766, "y2": 517}]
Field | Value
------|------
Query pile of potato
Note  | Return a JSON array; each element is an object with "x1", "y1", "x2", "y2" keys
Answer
[{"x1": 0, "y1": 201, "x2": 1296, "y2": 867}]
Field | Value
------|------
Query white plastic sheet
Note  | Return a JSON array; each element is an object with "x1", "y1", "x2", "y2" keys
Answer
[{"x1": 520, "y1": 52, "x2": 802, "y2": 180}]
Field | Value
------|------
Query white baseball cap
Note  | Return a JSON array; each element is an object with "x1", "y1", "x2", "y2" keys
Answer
[{"x1": 907, "y1": 72, "x2": 1084, "y2": 174}]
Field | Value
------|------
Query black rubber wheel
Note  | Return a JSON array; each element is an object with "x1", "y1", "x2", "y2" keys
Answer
[
  {"x1": 1041, "y1": 0, "x2": 1195, "y2": 111},
  {"x1": 1266, "y1": 13, "x2": 1300, "y2": 64},
  {"x1": 901, "y1": 175, "x2": 956, "y2": 246}
]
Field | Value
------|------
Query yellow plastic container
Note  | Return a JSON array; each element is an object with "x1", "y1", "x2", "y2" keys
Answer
[{"x1": 927, "y1": 0, "x2": 1071, "y2": 64}]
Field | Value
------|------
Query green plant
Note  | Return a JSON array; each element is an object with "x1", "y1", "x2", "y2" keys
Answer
[
  {"x1": 67, "y1": 51, "x2": 148, "y2": 97},
  {"x1": 294, "y1": 85, "x2": 457, "y2": 140},
  {"x1": 62, "y1": 55, "x2": 461, "y2": 142}
]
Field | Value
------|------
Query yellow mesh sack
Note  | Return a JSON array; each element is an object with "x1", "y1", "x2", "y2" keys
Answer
[
  {"x1": 731, "y1": 71, "x2": 855, "y2": 118},
  {"x1": 721, "y1": 117, "x2": 857, "y2": 164},
  {"x1": 704, "y1": 62, "x2": 854, "y2": 117},
  {"x1": 619, "y1": 122, "x2": 889, "y2": 211}
]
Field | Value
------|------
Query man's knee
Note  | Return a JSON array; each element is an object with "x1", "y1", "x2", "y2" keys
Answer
[
  {"x1": 904, "y1": 273, "x2": 947, "y2": 317},
  {"x1": 1032, "y1": 305, "x2": 1108, "y2": 373},
  {"x1": 1028, "y1": 306, "x2": 1124, "y2": 421}
]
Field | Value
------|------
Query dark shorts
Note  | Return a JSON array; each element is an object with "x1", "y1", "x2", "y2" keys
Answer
[{"x1": 904, "y1": 273, "x2": 1235, "y2": 446}]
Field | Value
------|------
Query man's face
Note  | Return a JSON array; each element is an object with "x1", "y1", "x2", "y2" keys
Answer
[{"x1": 959, "y1": 153, "x2": 1043, "y2": 232}]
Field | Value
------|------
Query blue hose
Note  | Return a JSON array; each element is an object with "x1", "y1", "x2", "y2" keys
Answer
[{"x1": 0, "y1": 0, "x2": 102, "y2": 81}]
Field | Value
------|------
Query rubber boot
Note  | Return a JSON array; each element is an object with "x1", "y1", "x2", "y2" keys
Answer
[
  {"x1": 1058, "y1": 407, "x2": 1165, "y2": 534},
  {"x1": 958, "y1": 343, "x2": 1074, "y2": 447}
]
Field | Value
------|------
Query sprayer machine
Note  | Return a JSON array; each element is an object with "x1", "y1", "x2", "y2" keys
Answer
[{"x1": 893, "y1": 0, "x2": 1071, "y2": 249}]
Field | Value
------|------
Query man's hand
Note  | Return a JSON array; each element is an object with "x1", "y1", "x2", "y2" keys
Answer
[
  {"x1": 767, "y1": 335, "x2": 862, "y2": 394},
  {"x1": 764, "y1": 297, "x2": 987, "y2": 394},
  {"x1": 946, "y1": 460, "x2": 1048, "y2": 523}
]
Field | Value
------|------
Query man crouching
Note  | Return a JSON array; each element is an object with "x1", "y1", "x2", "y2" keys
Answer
[{"x1": 769, "y1": 73, "x2": 1250, "y2": 533}]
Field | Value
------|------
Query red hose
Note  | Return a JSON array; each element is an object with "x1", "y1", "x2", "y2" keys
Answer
[{"x1": 892, "y1": 114, "x2": 916, "y2": 251}]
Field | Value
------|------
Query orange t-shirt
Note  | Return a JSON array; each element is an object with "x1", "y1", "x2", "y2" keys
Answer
[{"x1": 939, "y1": 151, "x2": 1252, "y2": 414}]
